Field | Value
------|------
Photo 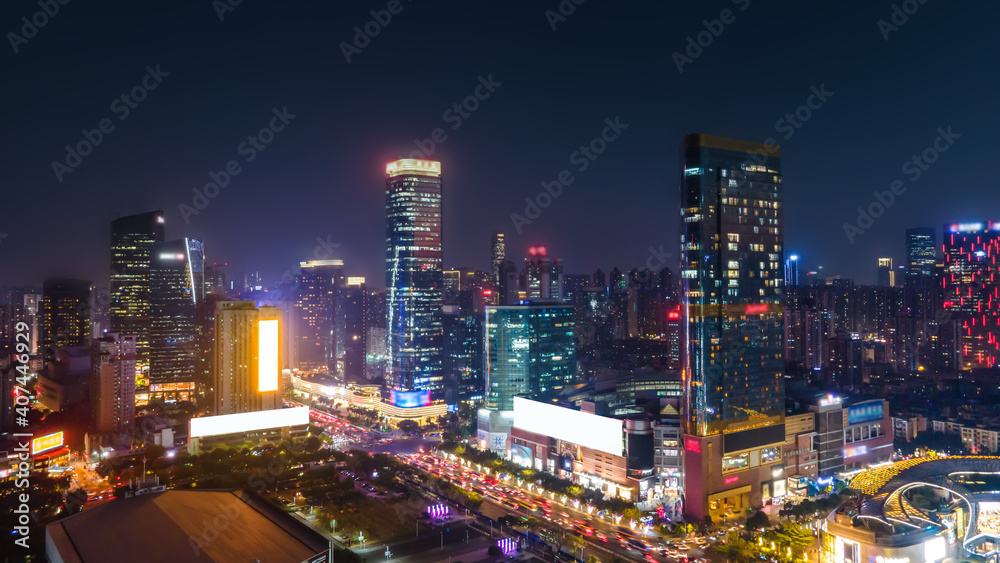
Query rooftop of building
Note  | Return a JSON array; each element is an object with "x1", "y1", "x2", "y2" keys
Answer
[{"x1": 45, "y1": 489, "x2": 328, "y2": 563}]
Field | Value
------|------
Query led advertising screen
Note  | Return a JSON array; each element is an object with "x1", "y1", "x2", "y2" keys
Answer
[
  {"x1": 513, "y1": 397, "x2": 623, "y2": 456},
  {"x1": 189, "y1": 406, "x2": 308, "y2": 438},
  {"x1": 258, "y1": 319, "x2": 279, "y2": 392},
  {"x1": 32, "y1": 431, "x2": 64, "y2": 455},
  {"x1": 390, "y1": 389, "x2": 432, "y2": 408},
  {"x1": 848, "y1": 401, "x2": 883, "y2": 425}
]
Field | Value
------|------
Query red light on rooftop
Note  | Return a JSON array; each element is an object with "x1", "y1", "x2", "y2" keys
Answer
[
  {"x1": 482, "y1": 289, "x2": 492, "y2": 296},
  {"x1": 667, "y1": 310, "x2": 680, "y2": 320}
]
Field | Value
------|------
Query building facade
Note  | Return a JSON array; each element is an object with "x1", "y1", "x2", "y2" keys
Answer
[
  {"x1": 295, "y1": 259, "x2": 343, "y2": 373},
  {"x1": 91, "y1": 333, "x2": 137, "y2": 436},
  {"x1": 148, "y1": 238, "x2": 204, "y2": 402},
  {"x1": 385, "y1": 159, "x2": 444, "y2": 399},
  {"x1": 213, "y1": 301, "x2": 281, "y2": 415},
  {"x1": 679, "y1": 134, "x2": 786, "y2": 520},
  {"x1": 942, "y1": 222, "x2": 1000, "y2": 368},
  {"x1": 40, "y1": 278, "x2": 92, "y2": 355}
]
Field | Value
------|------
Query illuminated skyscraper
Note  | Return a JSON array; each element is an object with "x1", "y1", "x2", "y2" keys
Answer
[
  {"x1": 523, "y1": 246, "x2": 563, "y2": 301},
  {"x1": 110, "y1": 210, "x2": 165, "y2": 393},
  {"x1": 91, "y1": 333, "x2": 136, "y2": 436},
  {"x1": 876, "y1": 257, "x2": 894, "y2": 287},
  {"x1": 385, "y1": 159, "x2": 444, "y2": 399},
  {"x1": 149, "y1": 238, "x2": 204, "y2": 402},
  {"x1": 214, "y1": 301, "x2": 281, "y2": 415},
  {"x1": 295, "y1": 260, "x2": 343, "y2": 373},
  {"x1": 943, "y1": 222, "x2": 1000, "y2": 368},
  {"x1": 784, "y1": 255, "x2": 799, "y2": 287},
  {"x1": 906, "y1": 228, "x2": 936, "y2": 277},
  {"x1": 680, "y1": 134, "x2": 785, "y2": 519},
  {"x1": 491, "y1": 232, "x2": 505, "y2": 289},
  {"x1": 905, "y1": 227, "x2": 938, "y2": 328},
  {"x1": 484, "y1": 304, "x2": 576, "y2": 411}
]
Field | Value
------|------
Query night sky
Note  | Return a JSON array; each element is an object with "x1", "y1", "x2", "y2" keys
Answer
[{"x1": 3, "y1": 0, "x2": 997, "y2": 289}]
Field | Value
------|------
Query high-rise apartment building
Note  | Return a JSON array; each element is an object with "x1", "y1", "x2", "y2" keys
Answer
[
  {"x1": 148, "y1": 238, "x2": 204, "y2": 402},
  {"x1": 385, "y1": 159, "x2": 444, "y2": 399},
  {"x1": 679, "y1": 134, "x2": 785, "y2": 519},
  {"x1": 41, "y1": 278, "x2": 93, "y2": 356},
  {"x1": 876, "y1": 258, "x2": 894, "y2": 287},
  {"x1": 91, "y1": 333, "x2": 136, "y2": 436},
  {"x1": 214, "y1": 301, "x2": 281, "y2": 415},
  {"x1": 523, "y1": 246, "x2": 563, "y2": 301},
  {"x1": 943, "y1": 222, "x2": 1000, "y2": 368},
  {"x1": 484, "y1": 304, "x2": 576, "y2": 411},
  {"x1": 110, "y1": 211, "x2": 165, "y2": 392},
  {"x1": 295, "y1": 259, "x2": 343, "y2": 373}
]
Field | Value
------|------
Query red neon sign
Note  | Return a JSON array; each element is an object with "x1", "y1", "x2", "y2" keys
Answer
[
  {"x1": 724, "y1": 475, "x2": 739, "y2": 485},
  {"x1": 684, "y1": 438, "x2": 701, "y2": 453},
  {"x1": 744, "y1": 304, "x2": 769, "y2": 314}
]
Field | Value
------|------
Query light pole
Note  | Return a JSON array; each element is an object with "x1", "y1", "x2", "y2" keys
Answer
[{"x1": 440, "y1": 531, "x2": 444, "y2": 550}]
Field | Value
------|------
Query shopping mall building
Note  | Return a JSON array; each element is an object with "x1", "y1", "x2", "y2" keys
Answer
[{"x1": 823, "y1": 456, "x2": 1000, "y2": 563}]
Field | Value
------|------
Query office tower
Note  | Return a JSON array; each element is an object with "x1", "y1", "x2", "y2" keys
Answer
[
  {"x1": 679, "y1": 134, "x2": 785, "y2": 519},
  {"x1": 497, "y1": 260, "x2": 519, "y2": 306},
  {"x1": 91, "y1": 333, "x2": 136, "y2": 436},
  {"x1": 110, "y1": 211, "x2": 165, "y2": 390},
  {"x1": 876, "y1": 258, "x2": 894, "y2": 287},
  {"x1": 943, "y1": 222, "x2": 1000, "y2": 368},
  {"x1": 443, "y1": 270, "x2": 461, "y2": 299},
  {"x1": 523, "y1": 246, "x2": 563, "y2": 301},
  {"x1": 295, "y1": 259, "x2": 343, "y2": 373},
  {"x1": 905, "y1": 227, "x2": 937, "y2": 322},
  {"x1": 907, "y1": 228, "x2": 937, "y2": 276},
  {"x1": 785, "y1": 255, "x2": 799, "y2": 287},
  {"x1": 204, "y1": 262, "x2": 229, "y2": 296},
  {"x1": 341, "y1": 277, "x2": 367, "y2": 382},
  {"x1": 665, "y1": 305, "x2": 682, "y2": 370},
  {"x1": 148, "y1": 238, "x2": 204, "y2": 402},
  {"x1": 484, "y1": 304, "x2": 576, "y2": 411},
  {"x1": 385, "y1": 158, "x2": 444, "y2": 399},
  {"x1": 41, "y1": 278, "x2": 93, "y2": 357},
  {"x1": 444, "y1": 296, "x2": 484, "y2": 405},
  {"x1": 592, "y1": 268, "x2": 606, "y2": 289},
  {"x1": 491, "y1": 232, "x2": 506, "y2": 289},
  {"x1": 214, "y1": 301, "x2": 281, "y2": 415}
]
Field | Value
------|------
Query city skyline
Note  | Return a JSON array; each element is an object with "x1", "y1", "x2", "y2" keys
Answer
[{"x1": 2, "y1": 1, "x2": 997, "y2": 289}]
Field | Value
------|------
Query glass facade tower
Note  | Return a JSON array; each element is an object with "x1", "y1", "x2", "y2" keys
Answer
[
  {"x1": 149, "y1": 238, "x2": 204, "y2": 401},
  {"x1": 385, "y1": 159, "x2": 444, "y2": 399}
]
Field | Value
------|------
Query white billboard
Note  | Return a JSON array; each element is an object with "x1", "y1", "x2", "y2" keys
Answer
[
  {"x1": 189, "y1": 406, "x2": 309, "y2": 438},
  {"x1": 258, "y1": 319, "x2": 279, "y2": 392},
  {"x1": 513, "y1": 397, "x2": 623, "y2": 456}
]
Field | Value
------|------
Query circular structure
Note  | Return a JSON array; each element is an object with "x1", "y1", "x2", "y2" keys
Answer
[{"x1": 822, "y1": 456, "x2": 1000, "y2": 563}]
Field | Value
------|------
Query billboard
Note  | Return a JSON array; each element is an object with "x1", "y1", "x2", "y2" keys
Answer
[
  {"x1": 513, "y1": 397, "x2": 623, "y2": 456},
  {"x1": 32, "y1": 431, "x2": 64, "y2": 455},
  {"x1": 848, "y1": 401, "x2": 883, "y2": 425},
  {"x1": 258, "y1": 319, "x2": 279, "y2": 392},
  {"x1": 189, "y1": 407, "x2": 308, "y2": 438},
  {"x1": 390, "y1": 389, "x2": 431, "y2": 408}
]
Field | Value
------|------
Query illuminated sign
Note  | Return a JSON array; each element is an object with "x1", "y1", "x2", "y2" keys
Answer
[
  {"x1": 258, "y1": 319, "x2": 279, "y2": 392},
  {"x1": 511, "y1": 338, "x2": 530, "y2": 350},
  {"x1": 347, "y1": 277, "x2": 365, "y2": 286},
  {"x1": 925, "y1": 537, "x2": 946, "y2": 562},
  {"x1": 848, "y1": 402, "x2": 883, "y2": 425},
  {"x1": 873, "y1": 557, "x2": 910, "y2": 563},
  {"x1": 386, "y1": 159, "x2": 441, "y2": 178},
  {"x1": 819, "y1": 394, "x2": 842, "y2": 407},
  {"x1": 528, "y1": 246, "x2": 548, "y2": 257},
  {"x1": 844, "y1": 445, "x2": 868, "y2": 458},
  {"x1": 32, "y1": 432, "x2": 64, "y2": 455},
  {"x1": 158, "y1": 253, "x2": 185, "y2": 260},
  {"x1": 189, "y1": 407, "x2": 308, "y2": 438},
  {"x1": 513, "y1": 397, "x2": 623, "y2": 456},
  {"x1": 667, "y1": 309, "x2": 680, "y2": 321},
  {"x1": 389, "y1": 389, "x2": 431, "y2": 408},
  {"x1": 724, "y1": 475, "x2": 739, "y2": 485},
  {"x1": 684, "y1": 437, "x2": 702, "y2": 453}
]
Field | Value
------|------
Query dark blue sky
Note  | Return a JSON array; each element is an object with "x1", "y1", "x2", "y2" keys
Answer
[{"x1": 2, "y1": 0, "x2": 996, "y2": 288}]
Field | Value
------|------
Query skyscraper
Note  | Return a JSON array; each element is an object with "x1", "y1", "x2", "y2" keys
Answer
[
  {"x1": 680, "y1": 134, "x2": 785, "y2": 519},
  {"x1": 906, "y1": 228, "x2": 936, "y2": 277},
  {"x1": 943, "y1": 222, "x2": 1000, "y2": 368},
  {"x1": 149, "y1": 238, "x2": 204, "y2": 402},
  {"x1": 295, "y1": 259, "x2": 343, "y2": 373},
  {"x1": 91, "y1": 333, "x2": 136, "y2": 436},
  {"x1": 214, "y1": 301, "x2": 281, "y2": 415},
  {"x1": 876, "y1": 257, "x2": 894, "y2": 287},
  {"x1": 491, "y1": 232, "x2": 505, "y2": 289},
  {"x1": 784, "y1": 254, "x2": 799, "y2": 287},
  {"x1": 385, "y1": 159, "x2": 444, "y2": 399},
  {"x1": 341, "y1": 277, "x2": 367, "y2": 381},
  {"x1": 904, "y1": 227, "x2": 938, "y2": 330},
  {"x1": 523, "y1": 246, "x2": 563, "y2": 301},
  {"x1": 484, "y1": 304, "x2": 576, "y2": 411},
  {"x1": 40, "y1": 278, "x2": 93, "y2": 356},
  {"x1": 110, "y1": 210, "x2": 165, "y2": 394}
]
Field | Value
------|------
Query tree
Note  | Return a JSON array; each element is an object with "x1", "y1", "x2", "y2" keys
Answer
[
  {"x1": 565, "y1": 533, "x2": 586, "y2": 559},
  {"x1": 746, "y1": 510, "x2": 770, "y2": 530},
  {"x1": 622, "y1": 507, "x2": 643, "y2": 522}
]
